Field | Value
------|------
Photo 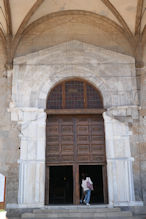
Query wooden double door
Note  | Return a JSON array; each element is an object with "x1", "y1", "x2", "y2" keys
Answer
[{"x1": 45, "y1": 114, "x2": 108, "y2": 204}]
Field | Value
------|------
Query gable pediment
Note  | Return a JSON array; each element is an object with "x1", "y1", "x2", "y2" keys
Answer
[{"x1": 14, "y1": 40, "x2": 134, "y2": 66}]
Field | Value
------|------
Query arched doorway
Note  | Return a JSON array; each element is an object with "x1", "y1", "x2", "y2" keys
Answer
[{"x1": 45, "y1": 79, "x2": 108, "y2": 205}]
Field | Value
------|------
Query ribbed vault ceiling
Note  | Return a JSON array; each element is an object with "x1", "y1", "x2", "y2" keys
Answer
[{"x1": 0, "y1": 0, "x2": 145, "y2": 68}]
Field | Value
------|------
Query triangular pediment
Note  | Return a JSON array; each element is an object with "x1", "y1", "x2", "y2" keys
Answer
[{"x1": 14, "y1": 40, "x2": 134, "y2": 65}]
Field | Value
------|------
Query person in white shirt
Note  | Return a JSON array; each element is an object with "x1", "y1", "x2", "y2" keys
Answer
[{"x1": 81, "y1": 174, "x2": 93, "y2": 205}]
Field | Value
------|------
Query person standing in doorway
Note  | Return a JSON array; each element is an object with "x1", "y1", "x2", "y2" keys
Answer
[
  {"x1": 81, "y1": 174, "x2": 93, "y2": 206},
  {"x1": 80, "y1": 173, "x2": 86, "y2": 204}
]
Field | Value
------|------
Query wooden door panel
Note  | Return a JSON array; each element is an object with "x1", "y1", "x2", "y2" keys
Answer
[
  {"x1": 61, "y1": 145, "x2": 74, "y2": 154},
  {"x1": 61, "y1": 125, "x2": 73, "y2": 134},
  {"x1": 91, "y1": 128, "x2": 104, "y2": 135},
  {"x1": 77, "y1": 126, "x2": 89, "y2": 134},
  {"x1": 91, "y1": 144, "x2": 104, "y2": 153},
  {"x1": 77, "y1": 145, "x2": 89, "y2": 153},
  {"x1": 61, "y1": 120, "x2": 74, "y2": 154},
  {"x1": 91, "y1": 136, "x2": 104, "y2": 143},
  {"x1": 47, "y1": 145, "x2": 60, "y2": 154},
  {"x1": 46, "y1": 115, "x2": 105, "y2": 163},
  {"x1": 46, "y1": 126, "x2": 59, "y2": 135},
  {"x1": 47, "y1": 136, "x2": 59, "y2": 143},
  {"x1": 61, "y1": 135, "x2": 74, "y2": 143},
  {"x1": 77, "y1": 155, "x2": 89, "y2": 162},
  {"x1": 91, "y1": 155, "x2": 105, "y2": 162},
  {"x1": 77, "y1": 135, "x2": 90, "y2": 144},
  {"x1": 47, "y1": 156, "x2": 60, "y2": 162},
  {"x1": 62, "y1": 155, "x2": 74, "y2": 162}
]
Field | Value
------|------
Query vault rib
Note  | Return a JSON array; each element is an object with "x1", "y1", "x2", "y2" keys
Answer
[
  {"x1": 101, "y1": 0, "x2": 135, "y2": 44},
  {"x1": 12, "y1": 0, "x2": 45, "y2": 57},
  {"x1": 135, "y1": 0, "x2": 144, "y2": 36},
  {"x1": 3, "y1": 0, "x2": 12, "y2": 35}
]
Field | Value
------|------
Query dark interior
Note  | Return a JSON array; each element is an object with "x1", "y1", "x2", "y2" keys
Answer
[
  {"x1": 49, "y1": 165, "x2": 104, "y2": 204},
  {"x1": 79, "y1": 165, "x2": 104, "y2": 204},
  {"x1": 49, "y1": 166, "x2": 73, "y2": 204}
]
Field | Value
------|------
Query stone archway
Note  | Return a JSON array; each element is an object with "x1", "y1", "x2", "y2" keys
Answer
[
  {"x1": 45, "y1": 79, "x2": 107, "y2": 205},
  {"x1": 9, "y1": 40, "x2": 141, "y2": 207}
]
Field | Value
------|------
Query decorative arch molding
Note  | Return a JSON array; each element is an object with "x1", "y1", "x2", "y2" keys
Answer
[
  {"x1": 23, "y1": 10, "x2": 126, "y2": 37},
  {"x1": 8, "y1": 40, "x2": 142, "y2": 207},
  {"x1": 46, "y1": 78, "x2": 103, "y2": 109},
  {"x1": 38, "y1": 70, "x2": 110, "y2": 109}
]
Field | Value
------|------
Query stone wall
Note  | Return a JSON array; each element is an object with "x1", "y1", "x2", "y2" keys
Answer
[
  {"x1": 138, "y1": 49, "x2": 146, "y2": 203},
  {"x1": 131, "y1": 44, "x2": 146, "y2": 204},
  {"x1": 0, "y1": 40, "x2": 19, "y2": 204}
]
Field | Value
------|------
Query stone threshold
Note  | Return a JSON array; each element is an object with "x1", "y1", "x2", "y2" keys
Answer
[{"x1": 6, "y1": 201, "x2": 143, "y2": 209}]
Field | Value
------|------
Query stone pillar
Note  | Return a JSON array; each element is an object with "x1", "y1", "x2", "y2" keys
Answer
[
  {"x1": 10, "y1": 108, "x2": 46, "y2": 207},
  {"x1": 103, "y1": 109, "x2": 143, "y2": 206}
]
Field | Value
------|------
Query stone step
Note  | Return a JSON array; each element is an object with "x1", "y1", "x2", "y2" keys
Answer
[
  {"x1": 8, "y1": 217, "x2": 146, "y2": 219},
  {"x1": 20, "y1": 217, "x2": 144, "y2": 219},
  {"x1": 33, "y1": 206, "x2": 121, "y2": 214},
  {"x1": 21, "y1": 210, "x2": 132, "y2": 218}
]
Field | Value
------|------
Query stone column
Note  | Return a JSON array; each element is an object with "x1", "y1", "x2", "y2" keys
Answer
[
  {"x1": 14, "y1": 108, "x2": 46, "y2": 207},
  {"x1": 103, "y1": 109, "x2": 142, "y2": 206}
]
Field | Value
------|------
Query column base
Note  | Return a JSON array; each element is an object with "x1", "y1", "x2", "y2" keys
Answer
[
  {"x1": 113, "y1": 201, "x2": 143, "y2": 206},
  {"x1": 6, "y1": 203, "x2": 44, "y2": 209}
]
